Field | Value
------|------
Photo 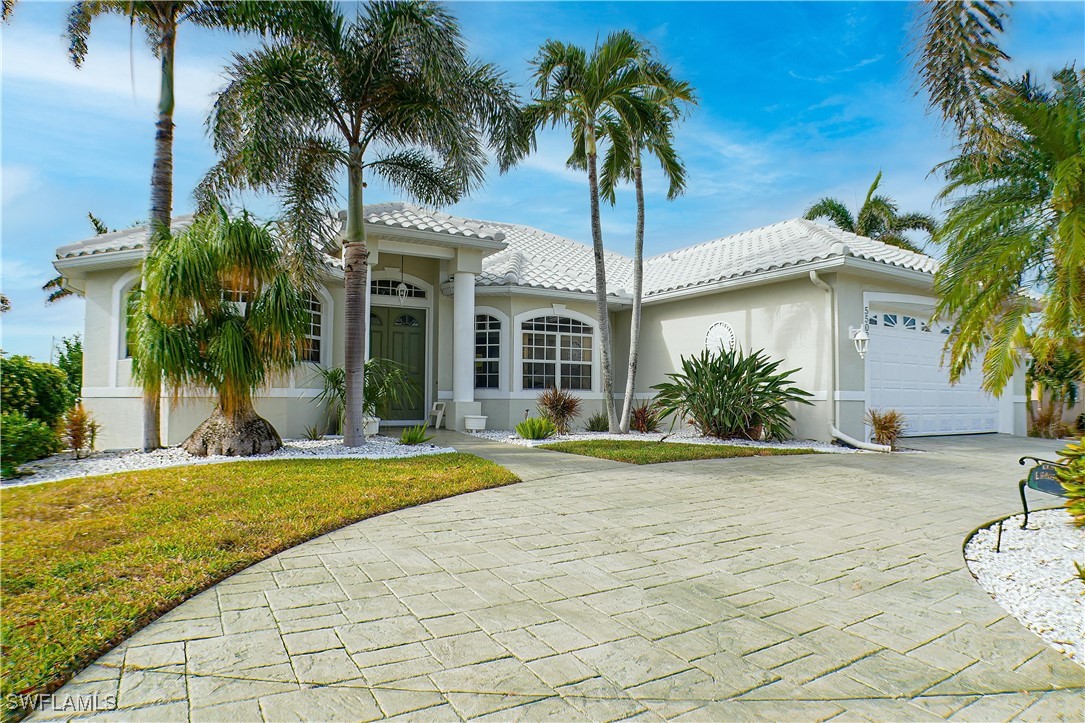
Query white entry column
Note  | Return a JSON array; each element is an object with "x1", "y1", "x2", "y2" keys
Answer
[
  {"x1": 449, "y1": 249, "x2": 484, "y2": 431},
  {"x1": 452, "y1": 271, "x2": 476, "y2": 404}
]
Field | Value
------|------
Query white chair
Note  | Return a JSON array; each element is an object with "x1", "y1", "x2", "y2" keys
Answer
[{"x1": 429, "y1": 402, "x2": 445, "y2": 430}]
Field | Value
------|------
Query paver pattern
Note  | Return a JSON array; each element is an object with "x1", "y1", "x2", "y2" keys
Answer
[{"x1": 37, "y1": 434, "x2": 1083, "y2": 721}]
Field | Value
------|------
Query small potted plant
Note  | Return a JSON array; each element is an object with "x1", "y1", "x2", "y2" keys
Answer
[{"x1": 315, "y1": 359, "x2": 420, "y2": 437}]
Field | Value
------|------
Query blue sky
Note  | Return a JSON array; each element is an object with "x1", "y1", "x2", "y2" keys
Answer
[{"x1": 2, "y1": 1, "x2": 1083, "y2": 362}]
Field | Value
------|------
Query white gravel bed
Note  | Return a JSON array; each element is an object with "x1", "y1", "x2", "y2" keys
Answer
[
  {"x1": 3, "y1": 436, "x2": 455, "y2": 488},
  {"x1": 965, "y1": 508, "x2": 1084, "y2": 661},
  {"x1": 471, "y1": 428, "x2": 858, "y2": 453}
]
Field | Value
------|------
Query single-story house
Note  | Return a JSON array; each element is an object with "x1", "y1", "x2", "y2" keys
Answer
[{"x1": 53, "y1": 202, "x2": 1027, "y2": 449}]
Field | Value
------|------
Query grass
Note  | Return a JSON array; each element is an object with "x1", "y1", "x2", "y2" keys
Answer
[
  {"x1": 539, "y1": 439, "x2": 818, "y2": 464},
  {"x1": 0, "y1": 454, "x2": 517, "y2": 713}
]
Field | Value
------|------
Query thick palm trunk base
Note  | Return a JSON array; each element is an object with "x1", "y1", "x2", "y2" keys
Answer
[{"x1": 182, "y1": 406, "x2": 282, "y2": 457}]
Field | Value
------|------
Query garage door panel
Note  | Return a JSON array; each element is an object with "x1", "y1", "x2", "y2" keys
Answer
[{"x1": 867, "y1": 314, "x2": 998, "y2": 437}]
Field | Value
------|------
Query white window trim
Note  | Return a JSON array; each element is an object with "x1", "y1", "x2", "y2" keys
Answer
[
  {"x1": 512, "y1": 306, "x2": 600, "y2": 395},
  {"x1": 300, "y1": 284, "x2": 334, "y2": 368},
  {"x1": 473, "y1": 306, "x2": 509, "y2": 397},
  {"x1": 109, "y1": 269, "x2": 142, "y2": 387}
]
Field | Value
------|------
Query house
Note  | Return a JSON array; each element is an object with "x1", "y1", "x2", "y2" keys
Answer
[{"x1": 53, "y1": 202, "x2": 1027, "y2": 449}]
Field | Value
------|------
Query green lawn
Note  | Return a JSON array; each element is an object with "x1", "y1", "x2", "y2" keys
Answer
[
  {"x1": 0, "y1": 454, "x2": 517, "y2": 714},
  {"x1": 540, "y1": 439, "x2": 818, "y2": 464}
]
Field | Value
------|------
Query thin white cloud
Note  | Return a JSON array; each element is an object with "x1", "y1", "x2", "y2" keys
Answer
[
  {"x1": 1, "y1": 25, "x2": 225, "y2": 118},
  {"x1": 2, "y1": 165, "x2": 42, "y2": 207}
]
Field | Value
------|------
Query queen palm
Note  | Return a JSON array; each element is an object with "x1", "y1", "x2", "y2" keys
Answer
[
  {"x1": 596, "y1": 78, "x2": 695, "y2": 433},
  {"x1": 933, "y1": 69, "x2": 1085, "y2": 394},
  {"x1": 66, "y1": 1, "x2": 272, "y2": 451},
  {"x1": 804, "y1": 172, "x2": 938, "y2": 252},
  {"x1": 527, "y1": 31, "x2": 675, "y2": 432},
  {"x1": 202, "y1": 0, "x2": 521, "y2": 447},
  {"x1": 131, "y1": 205, "x2": 309, "y2": 456}
]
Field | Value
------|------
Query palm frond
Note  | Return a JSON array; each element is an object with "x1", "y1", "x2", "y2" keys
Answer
[{"x1": 804, "y1": 198, "x2": 856, "y2": 232}]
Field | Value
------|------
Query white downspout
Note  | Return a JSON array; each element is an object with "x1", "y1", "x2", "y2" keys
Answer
[{"x1": 809, "y1": 270, "x2": 891, "y2": 453}]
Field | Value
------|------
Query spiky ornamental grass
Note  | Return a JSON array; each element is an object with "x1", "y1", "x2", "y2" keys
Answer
[
  {"x1": 652, "y1": 348, "x2": 813, "y2": 441},
  {"x1": 536, "y1": 387, "x2": 582, "y2": 435}
]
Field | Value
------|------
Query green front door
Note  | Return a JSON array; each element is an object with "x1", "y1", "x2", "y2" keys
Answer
[{"x1": 369, "y1": 306, "x2": 426, "y2": 420}]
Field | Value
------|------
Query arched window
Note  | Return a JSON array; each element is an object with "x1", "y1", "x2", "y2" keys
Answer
[
  {"x1": 475, "y1": 315, "x2": 500, "y2": 389},
  {"x1": 521, "y1": 315, "x2": 593, "y2": 391},
  {"x1": 372, "y1": 279, "x2": 426, "y2": 299},
  {"x1": 303, "y1": 294, "x2": 322, "y2": 363}
]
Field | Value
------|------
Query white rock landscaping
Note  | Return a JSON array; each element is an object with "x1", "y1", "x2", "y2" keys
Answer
[
  {"x1": 965, "y1": 508, "x2": 1084, "y2": 662},
  {"x1": 471, "y1": 427, "x2": 858, "y2": 453},
  {"x1": 3, "y1": 436, "x2": 456, "y2": 488}
]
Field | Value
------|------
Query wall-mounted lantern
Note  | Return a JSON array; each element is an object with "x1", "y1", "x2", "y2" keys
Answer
[{"x1": 849, "y1": 325, "x2": 870, "y2": 359}]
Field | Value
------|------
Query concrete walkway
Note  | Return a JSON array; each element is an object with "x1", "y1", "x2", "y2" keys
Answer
[{"x1": 40, "y1": 434, "x2": 1082, "y2": 721}]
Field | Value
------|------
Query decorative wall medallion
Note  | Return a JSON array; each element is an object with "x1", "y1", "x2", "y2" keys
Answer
[{"x1": 705, "y1": 321, "x2": 737, "y2": 354}]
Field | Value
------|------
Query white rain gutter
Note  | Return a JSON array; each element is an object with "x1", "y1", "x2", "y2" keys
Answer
[{"x1": 809, "y1": 268, "x2": 891, "y2": 453}]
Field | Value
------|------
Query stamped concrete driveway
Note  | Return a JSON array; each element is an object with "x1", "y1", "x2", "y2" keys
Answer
[{"x1": 41, "y1": 434, "x2": 1082, "y2": 721}]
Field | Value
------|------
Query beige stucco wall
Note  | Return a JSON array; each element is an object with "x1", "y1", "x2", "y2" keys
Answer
[{"x1": 612, "y1": 276, "x2": 834, "y2": 441}]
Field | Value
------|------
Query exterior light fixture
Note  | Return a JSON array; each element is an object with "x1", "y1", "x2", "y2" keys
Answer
[
  {"x1": 849, "y1": 325, "x2": 869, "y2": 359},
  {"x1": 396, "y1": 281, "x2": 409, "y2": 304}
]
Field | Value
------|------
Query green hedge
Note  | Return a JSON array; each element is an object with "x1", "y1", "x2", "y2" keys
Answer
[
  {"x1": 1, "y1": 412, "x2": 60, "y2": 477},
  {"x1": 1, "y1": 355, "x2": 72, "y2": 427}
]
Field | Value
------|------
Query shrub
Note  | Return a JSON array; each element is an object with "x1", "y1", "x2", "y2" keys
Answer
[
  {"x1": 1057, "y1": 438, "x2": 1085, "y2": 528},
  {"x1": 1, "y1": 412, "x2": 60, "y2": 478},
  {"x1": 61, "y1": 403, "x2": 101, "y2": 459},
  {"x1": 303, "y1": 424, "x2": 325, "y2": 441},
  {"x1": 630, "y1": 400, "x2": 662, "y2": 433},
  {"x1": 516, "y1": 417, "x2": 556, "y2": 440},
  {"x1": 399, "y1": 423, "x2": 434, "y2": 446},
  {"x1": 1030, "y1": 404, "x2": 1070, "y2": 439},
  {"x1": 1077, "y1": 413, "x2": 1085, "y2": 433},
  {"x1": 1, "y1": 354, "x2": 73, "y2": 427},
  {"x1": 55, "y1": 335, "x2": 83, "y2": 399},
  {"x1": 584, "y1": 411, "x2": 609, "y2": 432},
  {"x1": 865, "y1": 408, "x2": 907, "y2": 449},
  {"x1": 537, "y1": 387, "x2": 581, "y2": 435},
  {"x1": 652, "y1": 348, "x2": 813, "y2": 441}
]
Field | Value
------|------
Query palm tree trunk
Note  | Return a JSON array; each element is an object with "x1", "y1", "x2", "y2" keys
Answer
[
  {"x1": 342, "y1": 143, "x2": 369, "y2": 447},
  {"x1": 142, "y1": 14, "x2": 177, "y2": 452},
  {"x1": 585, "y1": 127, "x2": 618, "y2": 431},
  {"x1": 619, "y1": 154, "x2": 645, "y2": 433}
]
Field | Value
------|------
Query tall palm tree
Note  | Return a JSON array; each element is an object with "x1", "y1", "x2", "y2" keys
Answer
[
  {"x1": 933, "y1": 68, "x2": 1085, "y2": 395},
  {"x1": 66, "y1": 1, "x2": 272, "y2": 451},
  {"x1": 527, "y1": 31, "x2": 674, "y2": 432},
  {"x1": 202, "y1": 0, "x2": 522, "y2": 447},
  {"x1": 597, "y1": 77, "x2": 695, "y2": 433},
  {"x1": 132, "y1": 204, "x2": 309, "y2": 456},
  {"x1": 914, "y1": 0, "x2": 1011, "y2": 158},
  {"x1": 804, "y1": 172, "x2": 938, "y2": 252}
]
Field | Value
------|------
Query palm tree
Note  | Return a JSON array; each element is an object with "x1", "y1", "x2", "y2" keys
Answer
[
  {"x1": 933, "y1": 68, "x2": 1085, "y2": 394},
  {"x1": 44, "y1": 213, "x2": 112, "y2": 305},
  {"x1": 66, "y1": 1, "x2": 272, "y2": 451},
  {"x1": 596, "y1": 76, "x2": 695, "y2": 433},
  {"x1": 804, "y1": 172, "x2": 938, "y2": 252},
  {"x1": 131, "y1": 204, "x2": 309, "y2": 456},
  {"x1": 202, "y1": 0, "x2": 522, "y2": 447},
  {"x1": 527, "y1": 31, "x2": 675, "y2": 432},
  {"x1": 914, "y1": 0, "x2": 1011, "y2": 158}
]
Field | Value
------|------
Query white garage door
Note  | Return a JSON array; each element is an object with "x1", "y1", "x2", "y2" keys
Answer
[{"x1": 866, "y1": 310, "x2": 999, "y2": 436}]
